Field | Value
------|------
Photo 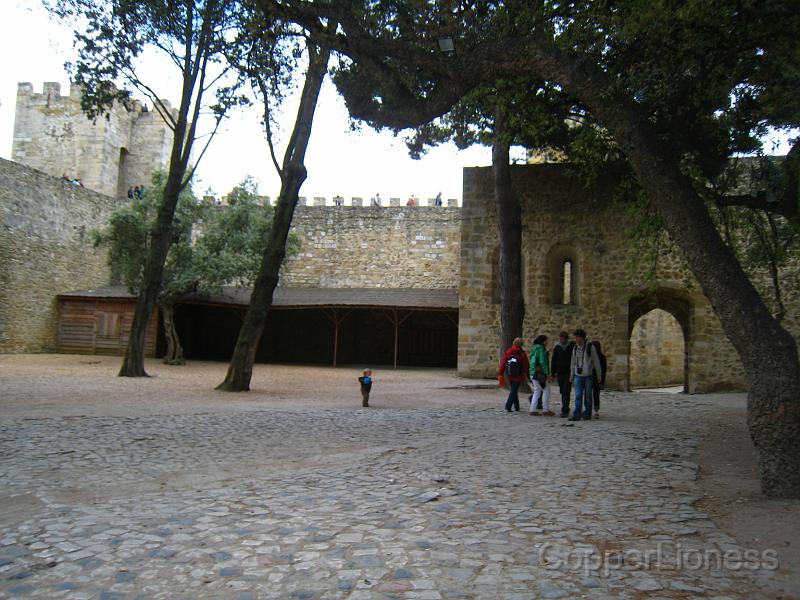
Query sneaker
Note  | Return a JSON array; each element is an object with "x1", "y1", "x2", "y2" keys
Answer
[
  {"x1": 594, "y1": 412, "x2": 600, "y2": 419},
  {"x1": 530, "y1": 411, "x2": 542, "y2": 416},
  {"x1": 567, "y1": 416, "x2": 581, "y2": 421},
  {"x1": 543, "y1": 411, "x2": 556, "y2": 416},
  {"x1": 560, "y1": 413, "x2": 568, "y2": 418},
  {"x1": 582, "y1": 414, "x2": 592, "y2": 420}
]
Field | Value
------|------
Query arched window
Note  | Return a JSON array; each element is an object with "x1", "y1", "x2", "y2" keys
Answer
[
  {"x1": 546, "y1": 245, "x2": 579, "y2": 305},
  {"x1": 562, "y1": 259, "x2": 573, "y2": 304}
]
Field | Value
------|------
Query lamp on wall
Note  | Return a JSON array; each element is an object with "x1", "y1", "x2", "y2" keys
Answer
[{"x1": 438, "y1": 36, "x2": 455, "y2": 56}]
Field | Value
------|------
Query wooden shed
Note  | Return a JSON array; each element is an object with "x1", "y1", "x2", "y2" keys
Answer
[{"x1": 57, "y1": 288, "x2": 159, "y2": 356}]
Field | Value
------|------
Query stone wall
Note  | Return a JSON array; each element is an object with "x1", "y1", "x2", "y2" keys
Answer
[
  {"x1": 458, "y1": 164, "x2": 769, "y2": 392},
  {"x1": 0, "y1": 159, "x2": 120, "y2": 353},
  {"x1": 12, "y1": 82, "x2": 175, "y2": 198},
  {"x1": 281, "y1": 205, "x2": 461, "y2": 288}
]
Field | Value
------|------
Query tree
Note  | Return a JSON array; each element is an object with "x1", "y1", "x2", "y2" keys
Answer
[
  {"x1": 216, "y1": 16, "x2": 334, "y2": 391},
  {"x1": 49, "y1": 0, "x2": 249, "y2": 376},
  {"x1": 404, "y1": 79, "x2": 590, "y2": 354},
  {"x1": 262, "y1": 1, "x2": 800, "y2": 497},
  {"x1": 94, "y1": 174, "x2": 276, "y2": 364}
]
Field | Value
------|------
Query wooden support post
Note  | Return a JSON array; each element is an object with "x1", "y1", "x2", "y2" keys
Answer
[
  {"x1": 383, "y1": 309, "x2": 413, "y2": 369},
  {"x1": 322, "y1": 308, "x2": 352, "y2": 367}
]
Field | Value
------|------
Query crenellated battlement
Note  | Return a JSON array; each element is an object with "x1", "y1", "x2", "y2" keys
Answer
[
  {"x1": 16, "y1": 82, "x2": 176, "y2": 117},
  {"x1": 202, "y1": 194, "x2": 460, "y2": 207}
]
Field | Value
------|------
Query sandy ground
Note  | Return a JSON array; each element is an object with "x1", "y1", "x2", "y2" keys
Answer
[
  {"x1": 0, "y1": 354, "x2": 484, "y2": 419},
  {"x1": 1, "y1": 353, "x2": 798, "y2": 597}
]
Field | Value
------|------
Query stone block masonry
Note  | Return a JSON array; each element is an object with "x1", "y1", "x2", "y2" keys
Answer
[
  {"x1": 281, "y1": 205, "x2": 461, "y2": 289},
  {"x1": 0, "y1": 158, "x2": 121, "y2": 353},
  {"x1": 457, "y1": 164, "x2": 800, "y2": 392}
]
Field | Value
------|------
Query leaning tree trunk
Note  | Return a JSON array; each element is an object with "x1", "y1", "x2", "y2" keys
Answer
[
  {"x1": 118, "y1": 168, "x2": 186, "y2": 377},
  {"x1": 217, "y1": 43, "x2": 330, "y2": 392},
  {"x1": 160, "y1": 299, "x2": 185, "y2": 365},
  {"x1": 493, "y1": 107, "x2": 525, "y2": 355},
  {"x1": 529, "y1": 38, "x2": 800, "y2": 497},
  {"x1": 119, "y1": 47, "x2": 205, "y2": 376}
]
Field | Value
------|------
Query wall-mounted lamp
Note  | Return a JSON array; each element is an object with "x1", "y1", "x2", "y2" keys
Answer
[{"x1": 438, "y1": 36, "x2": 455, "y2": 56}]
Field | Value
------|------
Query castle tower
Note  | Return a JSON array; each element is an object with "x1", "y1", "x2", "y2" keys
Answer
[{"x1": 12, "y1": 82, "x2": 176, "y2": 198}]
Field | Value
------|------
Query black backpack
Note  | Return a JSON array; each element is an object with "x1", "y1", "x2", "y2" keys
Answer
[{"x1": 506, "y1": 355, "x2": 522, "y2": 377}]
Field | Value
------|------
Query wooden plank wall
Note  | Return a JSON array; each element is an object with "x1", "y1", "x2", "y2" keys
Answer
[{"x1": 58, "y1": 298, "x2": 158, "y2": 357}]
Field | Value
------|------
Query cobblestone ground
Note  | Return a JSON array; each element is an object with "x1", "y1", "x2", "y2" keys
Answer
[{"x1": 0, "y1": 356, "x2": 787, "y2": 599}]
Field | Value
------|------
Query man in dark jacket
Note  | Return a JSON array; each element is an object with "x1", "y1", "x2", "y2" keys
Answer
[{"x1": 550, "y1": 331, "x2": 575, "y2": 418}]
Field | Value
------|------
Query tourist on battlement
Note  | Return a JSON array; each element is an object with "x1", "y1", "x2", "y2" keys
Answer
[{"x1": 434, "y1": 191, "x2": 443, "y2": 206}]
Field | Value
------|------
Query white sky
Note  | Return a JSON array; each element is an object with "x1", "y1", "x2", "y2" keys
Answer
[{"x1": 0, "y1": 0, "x2": 500, "y2": 203}]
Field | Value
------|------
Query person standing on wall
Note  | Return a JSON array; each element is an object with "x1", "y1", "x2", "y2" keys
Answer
[
  {"x1": 529, "y1": 334, "x2": 554, "y2": 416},
  {"x1": 498, "y1": 337, "x2": 530, "y2": 413},
  {"x1": 568, "y1": 329, "x2": 602, "y2": 421},
  {"x1": 551, "y1": 330, "x2": 575, "y2": 418},
  {"x1": 589, "y1": 340, "x2": 607, "y2": 418}
]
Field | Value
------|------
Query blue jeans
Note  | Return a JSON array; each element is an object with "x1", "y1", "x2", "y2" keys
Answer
[
  {"x1": 505, "y1": 380, "x2": 521, "y2": 411},
  {"x1": 573, "y1": 375, "x2": 594, "y2": 419}
]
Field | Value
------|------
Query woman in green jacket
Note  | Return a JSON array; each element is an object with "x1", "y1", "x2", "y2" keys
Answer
[{"x1": 529, "y1": 335, "x2": 554, "y2": 416}]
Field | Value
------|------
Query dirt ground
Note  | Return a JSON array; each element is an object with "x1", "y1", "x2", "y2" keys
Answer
[
  {"x1": 692, "y1": 399, "x2": 800, "y2": 600},
  {"x1": 1, "y1": 353, "x2": 798, "y2": 597}
]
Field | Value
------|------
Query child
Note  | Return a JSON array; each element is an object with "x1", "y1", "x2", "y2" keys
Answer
[{"x1": 358, "y1": 368, "x2": 373, "y2": 407}]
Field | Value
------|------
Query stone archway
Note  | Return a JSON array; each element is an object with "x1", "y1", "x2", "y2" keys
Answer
[{"x1": 627, "y1": 288, "x2": 692, "y2": 393}]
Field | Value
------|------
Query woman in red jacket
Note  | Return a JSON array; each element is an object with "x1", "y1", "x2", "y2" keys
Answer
[{"x1": 498, "y1": 337, "x2": 531, "y2": 412}]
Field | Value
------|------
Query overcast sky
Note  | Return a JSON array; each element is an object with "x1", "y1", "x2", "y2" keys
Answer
[{"x1": 0, "y1": 0, "x2": 504, "y2": 203}]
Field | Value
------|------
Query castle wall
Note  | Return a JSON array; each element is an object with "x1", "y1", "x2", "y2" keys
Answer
[
  {"x1": 281, "y1": 205, "x2": 461, "y2": 288},
  {"x1": 459, "y1": 165, "x2": 756, "y2": 392},
  {"x1": 12, "y1": 82, "x2": 175, "y2": 198},
  {"x1": 0, "y1": 158, "x2": 121, "y2": 353}
]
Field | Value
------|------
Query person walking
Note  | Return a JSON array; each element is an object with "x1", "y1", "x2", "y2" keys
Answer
[
  {"x1": 569, "y1": 329, "x2": 602, "y2": 421},
  {"x1": 529, "y1": 335, "x2": 554, "y2": 416},
  {"x1": 551, "y1": 331, "x2": 575, "y2": 417},
  {"x1": 589, "y1": 340, "x2": 607, "y2": 418},
  {"x1": 498, "y1": 337, "x2": 530, "y2": 413}
]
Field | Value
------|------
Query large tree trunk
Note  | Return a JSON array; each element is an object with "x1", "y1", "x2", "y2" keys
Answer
[
  {"x1": 217, "y1": 43, "x2": 330, "y2": 392},
  {"x1": 493, "y1": 106, "x2": 525, "y2": 355},
  {"x1": 160, "y1": 299, "x2": 185, "y2": 365},
  {"x1": 529, "y1": 39, "x2": 800, "y2": 497},
  {"x1": 118, "y1": 169, "x2": 186, "y2": 376},
  {"x1": 119, "y1": 16, "x2": 210, "y2": 377}
]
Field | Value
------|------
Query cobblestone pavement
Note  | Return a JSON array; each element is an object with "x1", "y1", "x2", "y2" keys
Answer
[{"x1": 0, "y1": 362, "x2": 785, "y2": 599}]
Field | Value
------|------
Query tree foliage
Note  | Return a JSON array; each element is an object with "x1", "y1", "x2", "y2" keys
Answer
[
  {"x1": 94, "y1": 173, "x2": 285, "y2": 363},
  {"x1": 47, "y1": 0, "x2": 253, "y2": 376}
]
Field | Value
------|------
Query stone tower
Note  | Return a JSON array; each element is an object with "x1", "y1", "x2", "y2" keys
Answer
[{"x1": 12, "y1": 82, "x2": 177, "y2": 198}]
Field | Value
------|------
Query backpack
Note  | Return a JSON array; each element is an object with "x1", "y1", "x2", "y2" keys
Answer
[{"x1": 506, "y1": 355, "x2": 522, "y2": 377}]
